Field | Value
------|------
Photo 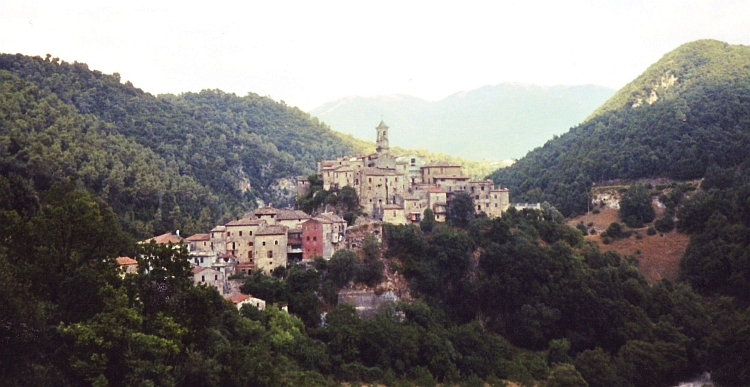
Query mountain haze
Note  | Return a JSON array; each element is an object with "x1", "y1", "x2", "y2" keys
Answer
[
  {"x1": 490, "y1": 39, "x2": 750, "y2": 216},
  {"x1": 310, "y1": 83, "x2": 615, "y2": 160}
]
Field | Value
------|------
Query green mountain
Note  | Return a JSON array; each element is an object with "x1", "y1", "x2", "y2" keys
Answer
[
  {"x1": 0, "y1": 54, "x2": 361, "y2": 237},
  {"x1": 310, "y1": 83, "x2": 615, "y2": 160},
  {"x1": 489, "y1": 40, "x2": 750, "y2": 216}
]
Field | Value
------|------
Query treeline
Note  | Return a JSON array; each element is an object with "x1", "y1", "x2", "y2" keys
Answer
[
  {"x1": 490, "y1": 40, "x2": 750, "y2": 217},
  {"x1": 2, "y1": 176, "x2": 748, "y2": 386},
  {"x1": 0, "y1": 53, "x2": 360, "y2": 238}
]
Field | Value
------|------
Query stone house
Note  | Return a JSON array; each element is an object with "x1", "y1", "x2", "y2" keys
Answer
[
  {"x1": 116, "y1": 256, "x2": 138, "y2": 277},
  {"x1": 192, "y1": 266, "x2": 227, "y2": 295},
  {"x1": 382, "y1": 204, "x2": 407, "y2": 225},
  {"x1": 224, "y1": 218, "x2": 266, "y2": 264},
  {"x1": 226, "y1": 293, "x2": 266, "y2": 311},
  {"x1": 253, "y1": 225, "x2": 288, "y2": 274}
]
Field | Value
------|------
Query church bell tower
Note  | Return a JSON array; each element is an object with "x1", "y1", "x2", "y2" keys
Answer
[{"x1": 375, "y1": 121, "x2": 389, "y2": 155}]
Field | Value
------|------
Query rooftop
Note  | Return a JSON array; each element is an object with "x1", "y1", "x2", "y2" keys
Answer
[
  {"x1": 226, "y1": 218, "x2": 265, "y2": 226},
  {"x1": 185, "y1": 233, "x2": 210, "y2": 242},
  {"x1": 422, "y1": 160, "x2": 461, "y2": 168},
  {"x1": 139, "y1": 232, "x2": 182, "y2": 245},
  {"x1": 256, "y1": 225, "x2": 289, "y2": 236},
  {"x1": 116, "y1": 256, "x2": 137, "y2": 265}
]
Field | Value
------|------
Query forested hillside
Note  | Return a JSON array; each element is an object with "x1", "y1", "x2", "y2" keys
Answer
[
  {"x1": 490, "y1": 40, "x2": 750, "y2": 216},
  {"x1": 0, "y1": 53, "x2": 362, "y2": 237}
]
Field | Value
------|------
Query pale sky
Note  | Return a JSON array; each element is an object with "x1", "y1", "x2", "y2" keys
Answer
[{"x1": 2, "y1": 0, "x2": 749, "y2": 111}]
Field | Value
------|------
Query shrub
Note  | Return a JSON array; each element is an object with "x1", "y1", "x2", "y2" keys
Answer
[
  {"x1": 592, "y1": 208, "x2": 600, "y2": 214},
  {"x1": 605, "y1": 222, "x2": 623, "y2": 238},
  {"x1": 647, "y1": 226, "x2": 657, "y2": 236},
  {"x1": 576, "y1": 223, "x2": 588, "y2": 235},
  {"x1": 654, "y1": 216, "x2": 675, "y2": 233}
]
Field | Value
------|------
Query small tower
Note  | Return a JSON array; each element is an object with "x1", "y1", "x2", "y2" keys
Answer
[{"x1": 375, "y1": 121, "x2": 389, "y2": 155}]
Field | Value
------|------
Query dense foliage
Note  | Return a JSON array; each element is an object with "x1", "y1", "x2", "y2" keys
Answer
[
  {"x1": 0, "y1": 53, "x2": 361, "y2": 238},
  {"x1": 490, "y1": 40, "x2": 750, "y2": 217}
]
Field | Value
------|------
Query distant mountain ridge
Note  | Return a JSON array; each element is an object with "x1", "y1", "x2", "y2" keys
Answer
[{"x1": 310, "y1": 83, "x2": 615, "y2": 160}]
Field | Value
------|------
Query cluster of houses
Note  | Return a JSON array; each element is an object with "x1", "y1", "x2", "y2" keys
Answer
[
  {"x1": 118, "y1": 122, "x2": 539, "y2": 310},
  {"x1": 299, "y1": 121, "x2": 514, "y2": 224}
]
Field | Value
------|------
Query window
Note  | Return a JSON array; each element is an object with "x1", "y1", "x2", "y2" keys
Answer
[
  {"x1": 201, "y1": 275, "x2": 205, "y2": 282},
  {"x1": 248, "y1": 251, "x2": 252, "y2": 259},
  {"x1": 306, "y1": 236, "x2": 310, "y2": 241},
  {"x1": 200, "y1": 257, "x2": 204, "y2": 263},
  {"x1": 267, "y1": 251, "x2": 273, "y2": 258},
  {"x1": 227, "y1": 232, "x2": 230, "y2": 237},
  {"x1": 262, "y1": 241, "x2": 266, "y2": 246},
  {"x1": 239, "y1": 231, "x2": 243, "y2": 236},
  {"x1": 274, "y1": 240, "x2": 278, "y2": 245},
  {"x1": 368, "y1": 177, "x2": 372, "y2": 183},
  {"x1": 249, "y1": 231, "x2": 253, "y2": 236},
  {"x1": 203, "y1": 242, "x2": 207, "y2": 247},
  {"x1": 248, "y1": 242, "x2": 253, "y2": 246},
  {"x1": 215, "y1": 275, "x2": 218, "y2": 281}
]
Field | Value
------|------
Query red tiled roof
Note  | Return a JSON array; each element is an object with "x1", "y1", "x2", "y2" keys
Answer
[
  {"x1": 383, "y1": 204, "x2": 402, "y2": 210},
  {"x1": 116, "y1": 257, "x2": 137, "y2": 265},
  {"x1": 185, "y1": 233, "x2": 210, "y2": 242},
  {"x1": 192, "y1": 267, "x2": 208, "y2": 274},
  {"x1": 226, "y1": 293, "x2": 251, "y2": 304},
  {"x1": 140, "y1": 232, "x2": 182, "y2": 244},
  {"x1": 276, "y1": 209, "x2": 311, "y2": 221}
]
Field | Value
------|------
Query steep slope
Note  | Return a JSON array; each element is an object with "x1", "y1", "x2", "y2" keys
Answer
[
  {"x1": 489, "y1": 40, "x2": 750, "y2": 216},
  {"x1": 310, "y1": 83, "x2": 614, "y2": 160},
  {"x1": 0, "y1": 54, "x2": 360, "y2": 237}
]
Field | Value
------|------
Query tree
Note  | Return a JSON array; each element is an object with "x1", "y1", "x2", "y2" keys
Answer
[
  {"x1": 328, "y1": 249, "x2": 359, "y2": 288},
  {"x1": 421, "y1": 209, "x2": 436, "y2": 233},
  {"x1": 619, "y1": 183, "x2": 655, "y2": 227},
  {"x1": 544, "y1": 363, "x2": 588, "y2": 387},
  {"x1": 449, "y1": 192, "x2": 475, "y2": 228}
]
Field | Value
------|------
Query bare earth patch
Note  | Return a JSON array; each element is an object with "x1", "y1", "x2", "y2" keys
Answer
[{"x1": 568, "y1": 208, "x2": 690, "y2": 283}]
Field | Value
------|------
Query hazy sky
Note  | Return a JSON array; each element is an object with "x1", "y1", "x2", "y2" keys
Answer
[{"x1": 2, "y1": 0, "x2": 749, "y2": 110}]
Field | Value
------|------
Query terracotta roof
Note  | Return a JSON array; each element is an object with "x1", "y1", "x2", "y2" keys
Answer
[
  {"x1": 140, "y1": 232, "x2": 182, "y2": 244},
  {"x1": 256, "y1": 225, "x2": 288, "y2": 236},
  {"x1": 422, "y1": 160, "x2": 461, "y2": 168},
  {"x1": 318, "y1": 212, "x2": 346, "y2": 223},
  {"x1": 383, "y1": 204, "x2": 402, "y2": 210},
  {"x1": 218, "y1": 252, "x2": 236, "y2": 259},
  {"x1": 185, "y1": 233, "x2": 210, "y2": 242},
  {"x1": 333, "y1": 166, "x2": 354, "y2": 172},
  {"x1": 313, "y1": 216, "x2": 333, "y2": 224},
  {"x1": 253, "y1": 206, "x2": 280, "y2": 215},
  {"x1": 210, "y1": 225, "x2": 226, "y2": 232},
  {"x1": 432, "y1": 174, "x2": 469, "y2": 179},
  {"x1": 116, "y1": 257, "x2": 137, "y2": 265},
  {"x1": 192, "y1": 267, "x2": 208, "y2": 274},
  {"x1": 226, "y1": 293, "x2": 251, "y2": 304},
  {"x1": 226, "y1": 218, "x2": 265, "y2": 226},
  {"x1": 276, "y1": 209, "x2": 311, "y2": 221},
  {"x1": 469, "y1": 180, "x2": 494, "y2": 184},
  {"x1": 425, "y1": 187, "x2": 447, "y2": 193}
]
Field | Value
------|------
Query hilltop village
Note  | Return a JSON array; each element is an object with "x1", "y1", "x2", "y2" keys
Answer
[{"x1": 129, "y1": 122, "x2": 530, "y2": 306}]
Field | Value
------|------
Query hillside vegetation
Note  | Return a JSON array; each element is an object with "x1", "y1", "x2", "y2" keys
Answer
[
  {"x1": 490, "y1": 40, "x2": 750, "y2": 217},
  {"x1": 0, "y1": 54, "x2": 360, "y2": 237}
]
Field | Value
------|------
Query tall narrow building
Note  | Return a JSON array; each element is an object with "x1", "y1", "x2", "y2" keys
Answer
[{"x1": 375, "y1": 120, "x2": 389, "y2": 154}]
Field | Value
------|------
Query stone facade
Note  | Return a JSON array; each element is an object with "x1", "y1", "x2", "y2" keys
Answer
[{"x1": 317, "y1": 121, "x2": 512, "y2": 223}]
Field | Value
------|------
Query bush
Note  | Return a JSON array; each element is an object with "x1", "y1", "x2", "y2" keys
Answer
[
  {"x1": 605, "y1": 222, "x2": 623, "y2": 238},
  {"x1": 647, "y1": 226, "x2": 657, "y2": 236},
  {"x1": 576, "y1": 223, "x2": 588, "y2": 235},
  {"x1": 592, "y1": 208, "x2": 600, "y2": 214},
  {"x1": 654, "y1": 216, "x2": 675, "y2": 233}
]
